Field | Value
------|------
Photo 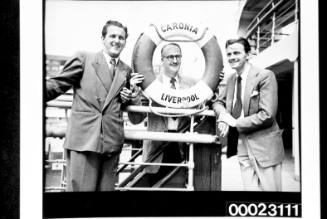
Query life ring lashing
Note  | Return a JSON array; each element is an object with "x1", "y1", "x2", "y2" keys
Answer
[{"x1": 132, "y1": 23, "x2": 224, "y2": 108}]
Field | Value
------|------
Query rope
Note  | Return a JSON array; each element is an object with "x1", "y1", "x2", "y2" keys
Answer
[
  {"x1": 141, "y1": 90, "x2": 209, "y2": 118},
  {"x1": 130, "y1": 86, "x2": 141, "y2": 99},
  {"x1": 150, "y1": 24, "x2": 209, "y2": 43}
]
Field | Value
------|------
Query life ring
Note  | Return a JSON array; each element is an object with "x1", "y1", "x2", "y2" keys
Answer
[{"x1": 132, "y1": 22, "x2": 223, "y2": 108}]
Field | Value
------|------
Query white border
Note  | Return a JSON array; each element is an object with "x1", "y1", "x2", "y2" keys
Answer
[
  {"x1": 20, "y1": 0, "x2": 43, "y2": 219},
  {"x1": 300, "y1": 0, "x2": 320, "y2": 218},
  {"x1": 20, "y1": 0, "x2": 320, "y2": 219}
]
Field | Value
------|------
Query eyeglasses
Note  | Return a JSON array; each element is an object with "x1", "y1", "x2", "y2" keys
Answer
[{"x1": 163, "y1": 55, "x2": 182, "y2": 62}]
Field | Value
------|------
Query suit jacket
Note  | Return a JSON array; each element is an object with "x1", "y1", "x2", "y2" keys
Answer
[
  {"x1": 142, "y1": 73, "x2": 196, "y2": 173},
  {"x1": 46, "y1": 51, "x2": 143, "y2": 155},
  {"x1": 213, "y1": 64, "x2": 284, "y2": 167}
]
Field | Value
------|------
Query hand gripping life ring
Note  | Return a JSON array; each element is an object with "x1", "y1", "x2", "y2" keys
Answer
[{"x1": 132, "y1": 22, "x2": 223, "y2": 108}]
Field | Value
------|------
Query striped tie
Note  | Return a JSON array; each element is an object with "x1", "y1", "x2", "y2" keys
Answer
[
  {"x1": 110, "y1": 58, "x2": 116, "y2": 78},
  {"x1": 170, "y1": 77, "x2": 177, "y2": 120},
  {"x1": 170, "y1": 77, "x2": 176, "y2": 89}
]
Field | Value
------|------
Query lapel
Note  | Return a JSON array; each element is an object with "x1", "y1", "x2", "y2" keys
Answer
[
  {"x1": 226, "y1": 73, "x2": 236, "y2": 112},
  {"x1": 102, "y1": 60, "x2": 128, "y2": 111},
  {"x1": 92, "y1": 52, "x2": 112, "y2": 93},
  {"x1": 243, "y1": 65, "x2": 258, "y2": 116}
]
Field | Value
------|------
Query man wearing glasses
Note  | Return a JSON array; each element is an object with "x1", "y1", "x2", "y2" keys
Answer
[{"x1": 139, "y1": 43, "x2": 195, "y2": 187}]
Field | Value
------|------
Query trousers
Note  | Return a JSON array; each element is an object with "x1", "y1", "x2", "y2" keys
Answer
[
  {"x1": 237, "y1": 138, "x2": 282, "y2": 191},
  {"x1": 65, "y1": 149, "x2": 120, "y2": 191}
]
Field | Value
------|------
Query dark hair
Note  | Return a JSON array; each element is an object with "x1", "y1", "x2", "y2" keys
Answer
[
  {"x1": 161, "y1": 43, "x2": 182, "y2": 57},
  {"x1": 101, "y1": 20, "x2": 128, "y2": 39},
  {"x1": 225, "y1": 37, "x2": 251, "y2": 53}
]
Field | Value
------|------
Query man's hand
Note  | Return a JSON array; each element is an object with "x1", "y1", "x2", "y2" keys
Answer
[
  {"x1": 130, "y1": 72, "x2": 144, "y2": 91},
  {"x1": 218, "y1": 121, "x2": 229, "y2": 137},
  {"x1": 120, "y1": 87, "x2": 133, "y2": 103}
]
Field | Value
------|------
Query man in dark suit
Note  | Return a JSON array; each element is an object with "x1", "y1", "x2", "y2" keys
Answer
[
  {"x1": 46, "y1": 20, "x2": 144, "y2": 191},
  {"x1": 213, "y1": 37, "x2": 284, "y2": 191}
]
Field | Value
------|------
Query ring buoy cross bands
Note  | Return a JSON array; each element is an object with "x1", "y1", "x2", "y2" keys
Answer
[{"x1": 132, "y1": 22, "x2": 224, "y2": 108}]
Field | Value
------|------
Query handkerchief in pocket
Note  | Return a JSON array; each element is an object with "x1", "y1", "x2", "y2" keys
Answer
[{"x1": 250, "y1": 90, "x2": 259, "y2": 97}]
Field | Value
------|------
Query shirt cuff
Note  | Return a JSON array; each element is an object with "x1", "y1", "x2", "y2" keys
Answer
[{"x1": 218, "y1": 111, "x2": 237, "y2": 127}]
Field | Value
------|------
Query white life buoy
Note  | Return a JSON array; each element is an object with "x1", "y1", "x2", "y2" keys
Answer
[{"x1": 132, "y1": 22, "x2": 223, "y2": 108}]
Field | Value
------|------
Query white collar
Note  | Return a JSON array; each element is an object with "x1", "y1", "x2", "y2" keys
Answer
[
  {"x1": 162, "y1": 73, "x2": 179, "y2": 84},
  {"x1": 162, "y1": 73, "x2": 180, "y2": 89},
  {"x1": 102, "y1": 50, "x2": 119, "y2": 65},
  {"x1": 237, "y1": 62, "x2": 250, "y2": 81}
]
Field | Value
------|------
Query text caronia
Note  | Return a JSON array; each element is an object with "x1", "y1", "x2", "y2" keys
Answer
[
  {"x1": 161, "y1": 22, "x2": 198, "y2": 34},
  {"x1": 161, "y1": 93, "x2": 200, "y2": 104}
]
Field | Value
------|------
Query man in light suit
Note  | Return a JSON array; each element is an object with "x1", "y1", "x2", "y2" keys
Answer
[
  {"x1": 140, "y1": 43, "x2": 195, "y2": 186},
  {"x1": 46, "y1": 20, "x2": 144, "y2": 191},
  {"x1": 213, "y1": 37, "x2": 284, "y2": 191}
]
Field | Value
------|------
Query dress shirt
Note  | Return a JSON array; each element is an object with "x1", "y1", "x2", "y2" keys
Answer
[
  {"x1": 162, "y1": 73, "x2": 180, "y2": 130},
  {"x1": 102, "y1": 51, "x2": 119, "y2": 72},
  {"x1": 162, "y1": 73, "x2": 180, "y2": 90}
]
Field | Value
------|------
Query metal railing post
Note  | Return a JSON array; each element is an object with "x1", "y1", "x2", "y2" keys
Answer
[
  {"x1": 187, "y1": 115, "x2": 194, "y2": 191},
  {"x1": 187, "y1": 115, "x2": 195, "y2": 191}
]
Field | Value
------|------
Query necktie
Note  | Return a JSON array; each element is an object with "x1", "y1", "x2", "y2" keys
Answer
[
  {"x1": 170, "y1": 77, "x2": 177, "y2": 120},
  {"x1": 227, "y1": 75, "x2": 242, "y2": 158},
  {"x1": 232, "y1": 75, "x2": 242, "y2": 119},
  {"x1": 170, "y1": 77, "x2": 176, "y2": 89},
  {"x1": 110, "y1": 58, "x2": 116, "y2": 78}
]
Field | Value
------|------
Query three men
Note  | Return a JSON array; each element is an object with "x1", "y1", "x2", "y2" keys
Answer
[
  {"x1": 46, "y1": 20, "x2": 144, "y2": 191},
  {"x1": 46, "y1": 18, "x2": 284, "y2": 191},
  {"x1": 213, "y1": 37, "x2": 284, "y2": 191}
]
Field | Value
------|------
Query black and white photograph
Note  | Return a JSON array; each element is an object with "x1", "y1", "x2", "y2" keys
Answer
[{"x1": 18, "y1": 0, "x2": 320, "y2": 218}]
